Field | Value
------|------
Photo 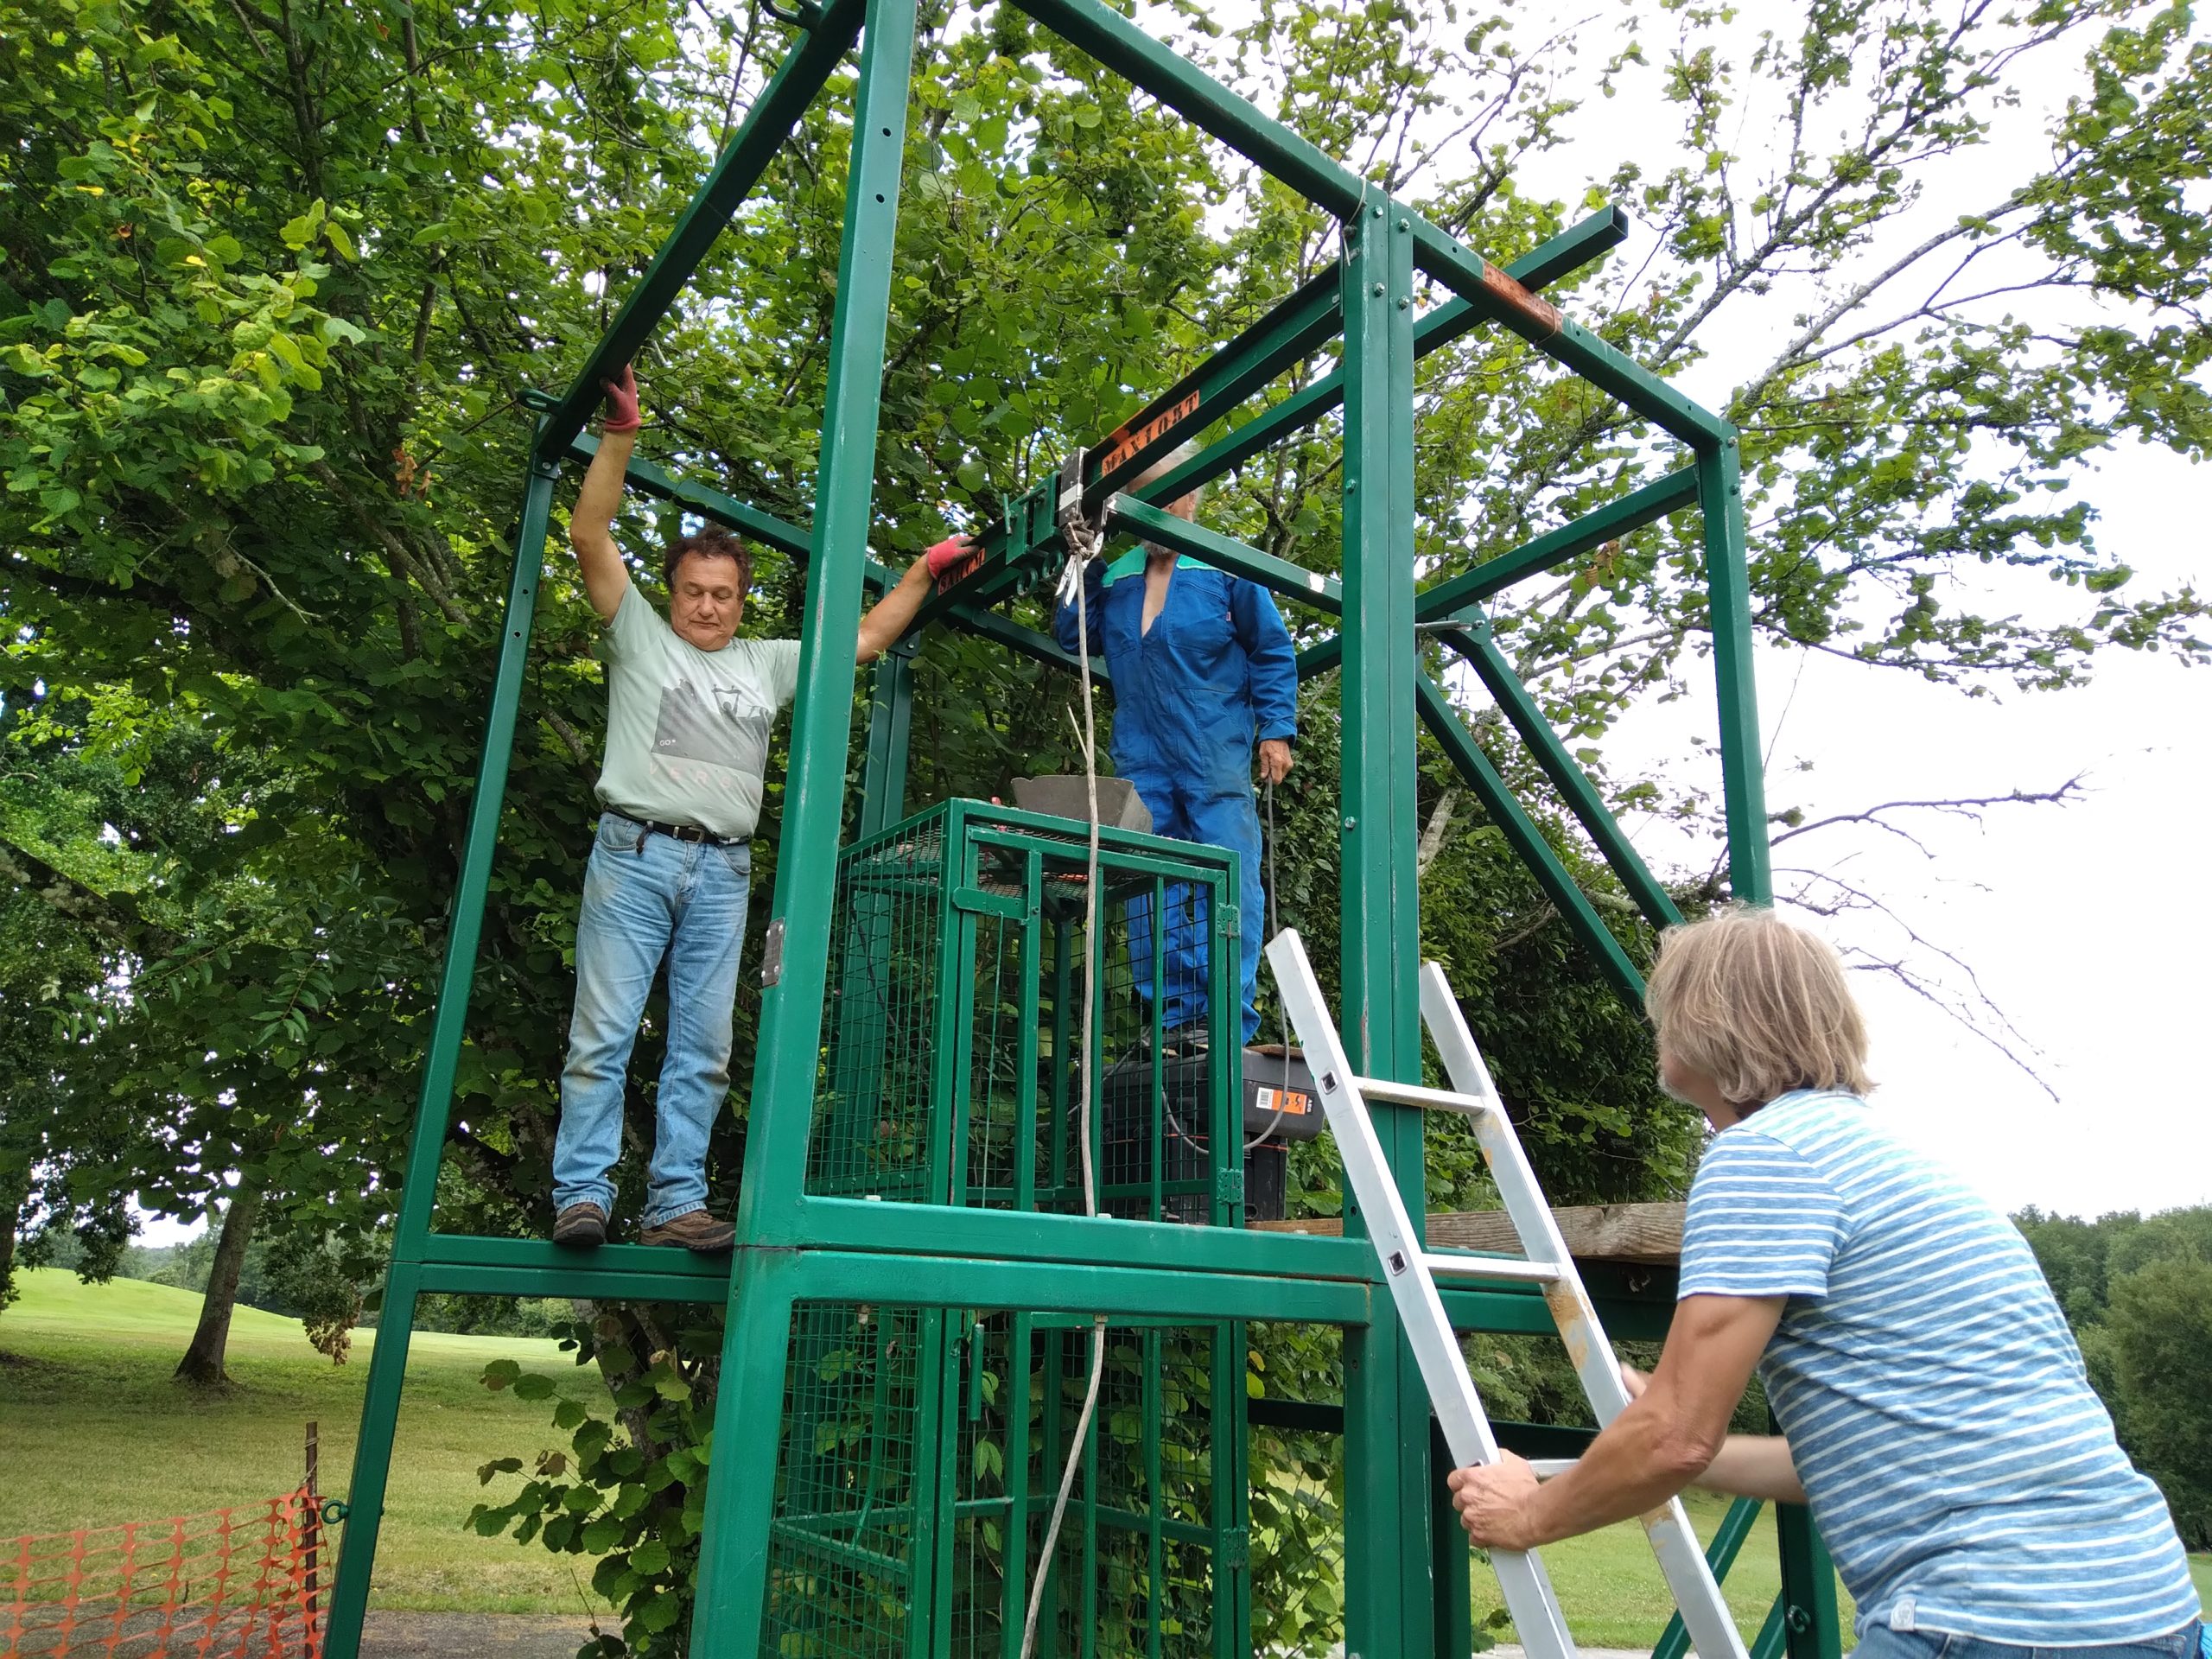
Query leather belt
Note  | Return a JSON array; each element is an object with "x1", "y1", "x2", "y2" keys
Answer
[{"x1": 608, "y1": 811, "x2": 742, "y2": 848}]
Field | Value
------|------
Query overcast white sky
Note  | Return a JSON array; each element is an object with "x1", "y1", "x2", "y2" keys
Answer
[{"x1": 1459, "y1": 4, "x2": 2212, "y2": 1219}]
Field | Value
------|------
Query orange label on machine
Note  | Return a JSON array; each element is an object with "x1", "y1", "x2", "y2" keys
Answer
[{"x1": 1254, "y1": 1085, "x2": 1313, "y2": 1119}]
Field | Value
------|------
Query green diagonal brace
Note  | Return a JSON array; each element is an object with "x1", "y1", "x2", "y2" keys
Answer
[
  {"x1": 535, "y1": 0, "x2": 866, "y2": 457},
  {"x1": 1105, "y1": 495, "x2": 1341, "y2": 613},
  {"x1": 1298, "y1": 467, "x2": 1699, "y2": 679},
  {"x1": 1414, "y1": 672, "x2": 1644, "y2": 1004},
  {"x1": 1135, "y1": 207, "x2": 1630, "y2": 511},
  {"x1": 1439, "y1": 621, "x2": 1683, "y2": 930}
]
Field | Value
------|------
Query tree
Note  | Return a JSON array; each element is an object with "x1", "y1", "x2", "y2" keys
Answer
[
  {"x1": 2104, "y1": 1256, "x2": 2212, "y2": 1548},
  {"x1": 6, "y1": 0, "x2": 2209, "y2": 1646}
]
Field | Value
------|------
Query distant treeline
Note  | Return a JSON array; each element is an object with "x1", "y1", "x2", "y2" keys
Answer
[{"x1": 2014, "y1": 1204, "x2": 2212, "y2": 1549}]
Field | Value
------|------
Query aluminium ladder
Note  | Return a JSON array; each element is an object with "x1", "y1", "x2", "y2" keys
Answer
[{"x1": 1263, "y1": 927, "x2": 1748, "y2": 1659}]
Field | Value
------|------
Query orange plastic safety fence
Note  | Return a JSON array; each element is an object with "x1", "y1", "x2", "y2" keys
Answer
[{"x1": 3, "y1": 1490, "x2": 322, "y2": 1659}]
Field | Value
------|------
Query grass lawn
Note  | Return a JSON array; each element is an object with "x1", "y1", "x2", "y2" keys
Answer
[
  {"x1": 0, "y1": 1269, "x2": 603, "y2": 1615},
  {"x1": 1465, "y1": 1491, "x2": 1854, "y2": 1650},
  {"x1": 6, "y1": 1270, "x2": 2208, "y2": 1636}
]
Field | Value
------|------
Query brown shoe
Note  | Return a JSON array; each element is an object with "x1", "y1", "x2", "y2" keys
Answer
[
  {"x1": 552, "y1": 1202, "x2": 607, "y2": 1248},
  {"x1": 639, "y1": 1210, "x2": 735, "y2": 1253}
]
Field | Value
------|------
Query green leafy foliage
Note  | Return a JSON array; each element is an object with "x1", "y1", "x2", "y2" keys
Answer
[
  {"x1": 4, "y1": 0, "x2": 2209, "y2": 1641},
  {"x1": 2017, "y1": 1205, "x2": 2212, "y2": 1546}
]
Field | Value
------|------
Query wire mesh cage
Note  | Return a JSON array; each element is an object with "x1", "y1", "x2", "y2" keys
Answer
[
  {"x1": 810, "y1": 800, "x2": 1246, "y2": 1225},
  {"x1": 760, "y1": 1301, "x2": 1249, "y2": 1659}
]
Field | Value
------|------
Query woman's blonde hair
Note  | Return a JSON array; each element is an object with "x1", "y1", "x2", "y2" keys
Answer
[{"x1": 1643, "y1": 905, "x2": 1872, "y2": 1110}]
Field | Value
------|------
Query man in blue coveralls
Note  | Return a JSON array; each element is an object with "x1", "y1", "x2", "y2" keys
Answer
[{"x1": 1053, "y1": 449, "x2": 1297, "y2": 1048}]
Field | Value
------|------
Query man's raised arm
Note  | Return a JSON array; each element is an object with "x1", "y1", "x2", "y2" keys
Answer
[{"x1": 569, "y1": 367, "x2": 641, "y2": 623}]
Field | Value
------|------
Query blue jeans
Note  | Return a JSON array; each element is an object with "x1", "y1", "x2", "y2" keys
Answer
[
  {"x1": 1853, "y1": 1621, "x2": 2202, "y2": 1659},
  {"x1": 553, "y1": 813, "x2": 750, "y2": 1228},
  {"x1": 1122, "y1": 770, "x2": 1264, "y2": 1045}
]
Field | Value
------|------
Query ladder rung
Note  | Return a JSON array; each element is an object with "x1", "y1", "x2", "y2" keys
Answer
[
  {"x1": 1421, "y1": 1250, "x2": 1560, "y2": 1285},
  {"x1": 1528, "y1": 1459, "x2": 1578, "y2": 1480},
  {"x1": 1349, "y1": 1074, "x2": 1494, "y2": 1115}
]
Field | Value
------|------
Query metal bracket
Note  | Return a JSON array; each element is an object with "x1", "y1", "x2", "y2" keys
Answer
[
  {"x1": 1219, "y1": 1526, "x2": 1250, "y2": 1569},
  {"x1": 1216, "y1": 1168, "x2": 1245, "y2": 1205},
  {"x1": 1219, "y1": 903, "x2": 1240, "y2": 940},
  {"x1": 760, "y1": 917, "x2": 785, "y2": 988}
]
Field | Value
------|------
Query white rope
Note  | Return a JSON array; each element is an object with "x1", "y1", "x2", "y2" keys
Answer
[{"x1": 1018, "y1": 513, "x2": 1109, "y2": 1659}]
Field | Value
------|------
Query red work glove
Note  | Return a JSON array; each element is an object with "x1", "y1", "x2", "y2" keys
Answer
[
  {"x1": 925, "y1": 533, "x2": 982, "y2": 590},
  {"x1": 600, "y1": 365, "x2": 641, "y2": 434}
]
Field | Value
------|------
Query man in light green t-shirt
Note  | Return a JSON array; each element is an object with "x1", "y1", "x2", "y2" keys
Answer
[{"x1": 551, "y1": 367, "x2": 953, "y2": 1252}]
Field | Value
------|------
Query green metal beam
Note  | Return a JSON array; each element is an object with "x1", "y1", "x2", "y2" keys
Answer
[
  {"x1": 1408, "y1": 223, "x2": 1729, "y2": 447},
  {"x1": 556, "y1": 424, "x2": 813, "y2": 559},
  {"x1": 1134, "y1": 207, "x2": 1631, "y2": 512},
  {"x1": 950, "y1": 601, "x2": 1109, "y2": 682},
  {"x1": 910, "y1": 266, "x2": 1344, "y2": 635},
  {"x1": 323, "y1": 459, "x2": 560, "y2": 1659},
  {"x1": 1414, "y1": 672, "x2": 1646, "y2": 1005},
  {"x1": 1105, "y1": 495, "x2": 1341, "y2": 613},
  {"x1": 1010, "y1": 0, "x2": 1726, "y2": 447},
  {"x1": 1415, "y1": 467, "x2": 1700, "y2": 623},
  {"x1": 784, "y1": 1249, "x2": 1366, "y2": 1325},
  {"x1": 1776, "y1": 1501, "x2": 1842, "y2": 1659},
  {"x1": 1297, "y1": 467, "x2": 1700, "y2": 681},
  {"x1": 729, "y1": 0, "x2": 918, "y2": 1275},
  {"x1": 1440, "y1": 622, "x2": 1684, "y2": 931},
  {"x1": 534, "y1": 0, "x2": 865, "y2": 458},
  {"x1": 1011, "y1": 0, "x2": 1371, "y2": 224},
  {"x1": 796, "y1": 1192, "x2": 1377, "y2": 1284},
  {"x1": 860, "y1": 645, "x2": 914, "y2": 836},
  {"x1": 1338, "y1": 195, "x2": 1432, "y2": 1659},
  {"x1": 1698, "y1": 436, "x2": 1773, "y2": 904},
  {"x1": 1083, "y1": 266, "x2": 1342, "y2": 505}
]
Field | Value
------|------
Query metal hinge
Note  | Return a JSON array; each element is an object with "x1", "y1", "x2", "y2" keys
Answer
[
  {"x1": 1220, "y1": 903, "x2": 1240, "y2": 940},
  {"x1": 760, "y1": 918, "x2": 785, "y2": 987},
  {"x1": 1218, "y1": 1527, "x2": 1250, "y2": 1570},
  {"x1": 1216, "y1": 1168, "x2": 1245, "y2": 1206}
]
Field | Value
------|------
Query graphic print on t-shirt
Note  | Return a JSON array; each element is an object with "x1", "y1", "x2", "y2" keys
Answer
[{"x1": 650, "y1": 681, "x2": 771, "y2": 788}]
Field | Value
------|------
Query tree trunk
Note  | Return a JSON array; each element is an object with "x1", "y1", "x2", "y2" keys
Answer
[
  {"x1": 175, "y1": 1171, "x2": 267, "y2": 1385},
  {"x1": 0, "y1": 1179, "x2": 22, "y2": 1312}
]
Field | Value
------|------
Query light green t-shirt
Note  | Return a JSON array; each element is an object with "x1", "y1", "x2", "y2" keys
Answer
[{"x1": 594, "y1": 585, "x2": 803, "y2": 841}]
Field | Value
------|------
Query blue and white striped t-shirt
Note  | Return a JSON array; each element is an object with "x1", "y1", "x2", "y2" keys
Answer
[{"x1": 1679, "y1": 1090, "x2": 2198, "y2": 1644}]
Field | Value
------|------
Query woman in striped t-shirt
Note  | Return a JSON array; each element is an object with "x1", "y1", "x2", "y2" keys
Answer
[{"x1": 1447, "y1": 906, "x2": 2202, "y2": 1659}]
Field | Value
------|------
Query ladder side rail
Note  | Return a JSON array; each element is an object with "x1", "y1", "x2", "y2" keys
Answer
[
  {"x1": 1418, "y1": 963, "x2": 1751, "y2": 1659},
  {"x1": 1265, "y1": 930, "x2": 1578, "y2": 1659}
]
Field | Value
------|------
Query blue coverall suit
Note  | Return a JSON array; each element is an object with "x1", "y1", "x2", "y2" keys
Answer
[{"x1": 1055, "y1": 549, "x2": 1298, "y2": 1045}]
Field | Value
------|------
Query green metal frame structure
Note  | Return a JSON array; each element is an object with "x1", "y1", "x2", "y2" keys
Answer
[{"x1": 320, "y1": 2, "x2": 1840, "y2": 1656}]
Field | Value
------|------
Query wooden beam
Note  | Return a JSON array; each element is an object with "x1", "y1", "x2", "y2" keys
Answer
[{"x1": 1252, "y1": 1201, "x2": 1685, "y2": 1264}]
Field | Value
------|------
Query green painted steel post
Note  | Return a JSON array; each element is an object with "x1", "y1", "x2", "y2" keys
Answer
[
  {"x1": 1776, "y1": 1503, "x2": 1842, "y2": 1659},
  {"x1": 1431, "y1": 1427, "x2": 1473, "y2": 1659},
  {"x1": 730, "y1": 0, "x2": 919, "y2": 1242},
  {"x1": 688, "y1": 1251, "x2": 800, "y2": 1652},
  {"x1": 318, "y1": 1262, "x2": 421, "y2": 1659},
  {"x1": 1338, "y1": 194, "x2": 1433, "y2": 1659},
  {"x1": 321, "y1": 458, "x2": 558, "y2": 1659},
  {"x1": 860, "y1": 645, "x2": 914, "y2": 836},
  {"x1": 1697, "y1": 433, "x2": 1772, "y2": 904}
]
